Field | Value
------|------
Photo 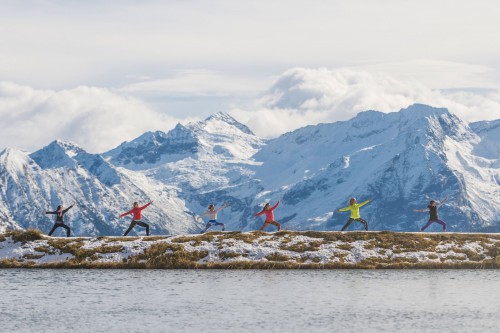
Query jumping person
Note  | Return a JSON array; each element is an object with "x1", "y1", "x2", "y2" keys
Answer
[
  {"x1": 197, "y1": 202, "x2": 230, "y2": 233},
  {"x1": 337, "y1": 198, "x2": 371, "y2": 231},
  {"x1": 414, "y1": 196, "x2": 448, "y2": 232},
  {"x1": 255, "y1": 200, "x2": 281, "y2": 231},
  {"x1": 119, "y1": 201, "x2": 153, "y2": 236},
  {"x1": 46, "y1": 203, "x2": 75, "y2": 237}
]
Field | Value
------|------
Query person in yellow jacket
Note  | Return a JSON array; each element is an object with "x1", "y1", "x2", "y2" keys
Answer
[{"x1": 337, "y1": 197, "x2": 372, "y2": 231}]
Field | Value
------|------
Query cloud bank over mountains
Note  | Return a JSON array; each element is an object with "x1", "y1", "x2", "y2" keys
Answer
[
  {"x1": 233, "y1": 67, "x2": 500, "y2": 138},
  {"x1": 1, "y1": 66, "x2": 500, "y2": 152},
  {"x1": 0, "y1": 82, "x2": 179, "y2": 153}
]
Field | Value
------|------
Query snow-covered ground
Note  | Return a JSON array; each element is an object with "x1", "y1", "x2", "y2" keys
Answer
[{"x1": 1, "y1": 231, "x2": 498, "y2": 268}]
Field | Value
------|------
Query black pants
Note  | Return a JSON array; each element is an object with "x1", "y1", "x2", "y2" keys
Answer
[
  {"x1": 341, "y1": 218, "x2": 368, "y2": 231},
  {"x1": 124, "y1": 220, "x2": 150, "y2": 236},
  {"x1": 48, "y1": 223, "x2": 71, "y2": 237}
]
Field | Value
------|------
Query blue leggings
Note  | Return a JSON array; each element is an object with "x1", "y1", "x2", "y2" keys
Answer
[{"x1": 202, "y1": 220, "x2": 225, "y2": 233}]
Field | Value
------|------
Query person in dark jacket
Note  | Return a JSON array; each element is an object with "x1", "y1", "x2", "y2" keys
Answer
[
  {"x1": 414, "y1": 196, "x2": 448, "y2": 232},
  {"x1": 46, "y1": 203, "x2": 75, "y2": 237}
]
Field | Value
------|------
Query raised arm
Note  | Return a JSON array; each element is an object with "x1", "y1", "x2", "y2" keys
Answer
[
  {"x1": 62, "y1": 203, "x2": 75, "y2": 214},
  {"x1": 357, "y1": 199, "x2": 371, "y2": 208},
  {"x1": 438, "y1": 196, "x2": 448, "y2": 207},
  {"x1": 139, "y1": 201, "x2": 153, "y2": 210},
  {"x1": 270, "y1": 200, "x2": 280, "y2": 211},
  {"x1": 215, "y1": 202, "x2": 230, "y2": 213}
]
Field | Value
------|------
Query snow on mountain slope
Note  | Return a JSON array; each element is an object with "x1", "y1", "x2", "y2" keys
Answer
[
  {"x1": 250, "y1": 104, "x2": 499, "y2": 232},
  {"x1": 0, "y1": 105, "x2": 498, "y2": 235},
  {"x1": 103, "y1": 112, "x2": 267, "y2": 231},
  {"x1": 105, "y1": 112, "x2": 263, "y2": 172},
  {"x1": 469, "y1": 119, "x2": 500, "y2": 160},
  {"x1": 0, "y1": 141, "x2": 199, "y2": 236}
]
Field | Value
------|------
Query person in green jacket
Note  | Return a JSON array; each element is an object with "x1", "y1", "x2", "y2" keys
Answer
[{"x1": 337, "y1": 198, "x2": 372, "y2": 231}]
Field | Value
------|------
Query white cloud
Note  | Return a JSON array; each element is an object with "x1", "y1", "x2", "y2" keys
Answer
[
  {"x1": 0, "y1": 82, "x2": 179, "y2": 153},
  {"x1": 230, "y1": 67, "x2": 500, "y2": 138},
  {"x1": 2, "y1": 66, "x2": 500, "y2": 154}
]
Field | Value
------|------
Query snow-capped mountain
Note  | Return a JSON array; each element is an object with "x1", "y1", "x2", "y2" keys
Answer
[
  {"x1": 0, "y1": 106, "x2": 498, "y2": 235},
  {"x1": 0, "y1": 140, "x2": 198, "y2": 235},
  {"x1": 251, "y1": 104, "x2": 499, "y2": 232}
]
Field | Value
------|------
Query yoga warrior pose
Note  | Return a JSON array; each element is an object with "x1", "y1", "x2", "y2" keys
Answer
[
  {"x1": 46, "y1": 203, "x2": 75, "y2": 237},
  {"x1": 255, "y1": 200, "x2": 281, "y2": 231},
  {"x1": 198, "y1": 203, "x2": 230, "y2": 233},
  {"x1": 119, "y1": 201, "x2": 153, "y2": 236},
  {"x1": 414, "y1": 196, "x2": 448, "y2": 232},
  {"x1": 337, "y1": 198, "x2": 371, "y2": 231}
]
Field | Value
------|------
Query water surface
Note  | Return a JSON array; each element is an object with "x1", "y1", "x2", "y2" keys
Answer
[{"x1": 0, "y1": 269, "x2": 498, "y2": 332}]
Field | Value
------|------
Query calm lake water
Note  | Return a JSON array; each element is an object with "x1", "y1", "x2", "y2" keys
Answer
[{"x1": 0, "y1": 269, "x2": 498, "y2": 333}]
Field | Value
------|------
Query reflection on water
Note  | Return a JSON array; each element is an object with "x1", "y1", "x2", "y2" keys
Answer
[{"x1": 0, "y1": 269, "x2": 498, "y2": 333}]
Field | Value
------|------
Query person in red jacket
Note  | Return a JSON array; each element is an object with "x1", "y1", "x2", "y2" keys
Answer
[
  {"x1": 119, "y1": 201, "x2": 153, "y2": 236},
  {"x1": 255, "y1": 200, "x2": 281, "y2": 231}
]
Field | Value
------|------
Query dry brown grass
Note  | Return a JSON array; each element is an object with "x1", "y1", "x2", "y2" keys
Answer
[
  {"x1": 105, "y1": 237, "x2": 139, "y2": 243},
  {"x1": 45, "y1": 238, "x2": 124, "y2": 262},
  {"x1": 127, "y1": 242, "x2": 208, "y2": 268},
  {"x1": 22, "y1": 253, "x2": 45, "y2": 260},
  {"x1": 6, "y1": 229, "x2": 44, "y2": 243},
  {"x1": 280, "y1": 241, "x2": 323, "y2": 252},
  {"x1": 1, "y1": 230, "x2": 499, "y2": 269},
  {"x1": 265, "y1": 252, "x2": 292, "y2": 262},
  {"x1": 336, "y1": 243, "x2": 353, "y2": 251},
  {"x1": 219, "y1": 251, "x2": 244, "y2": 260}
]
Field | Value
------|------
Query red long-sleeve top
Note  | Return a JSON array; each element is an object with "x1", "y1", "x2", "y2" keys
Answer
[
  {"x1": 255, "y1": 201, "x2": 280, "y2": 222},
  {"x1": 119, "y1": 202, "x2": 152, "y2": 220}
]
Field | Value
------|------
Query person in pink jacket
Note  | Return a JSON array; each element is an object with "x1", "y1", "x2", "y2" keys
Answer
[{"x1": 255, "y1": 200, "x2": 281, "y2": 231}]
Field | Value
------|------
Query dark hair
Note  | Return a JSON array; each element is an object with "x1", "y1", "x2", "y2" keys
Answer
[
  {"x1": 208, "y1": 204, "x2": 214, "y2": 210},
  {"x1": 258, "y1": 203, "x2": 271, "y2": 215},
  {"x1": 56, "y1": 205, "x2": 62, "y2": 211},
  {"x1": 429, "y1": 200, "x2": 436, "y2": 205},
  {"x1": 133, "y1": 202, "x2": 138, "y2": 206}
]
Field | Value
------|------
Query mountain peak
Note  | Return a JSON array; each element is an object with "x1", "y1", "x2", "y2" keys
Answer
[
  {"x1": 400, "y1": 103, "x2": 449, "y2": 117},
  {"x1": 49, "y1": 140, "x2": 84, "y2": 156},
  {"x1": 203, "y1": 112, "x2": 255, "y2": 135},
  {"x1": 29, "y1": 140, "x2": 85, "y2": 169}
]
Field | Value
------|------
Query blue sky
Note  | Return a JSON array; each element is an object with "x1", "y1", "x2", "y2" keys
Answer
[{"x1": 1, "y1": 0, "x2": 500, "y2": 152}]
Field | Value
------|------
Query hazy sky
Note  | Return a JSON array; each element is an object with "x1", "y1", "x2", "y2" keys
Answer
[{"x1": 1, "y1": 0, "x2": 500, "y2": 152}]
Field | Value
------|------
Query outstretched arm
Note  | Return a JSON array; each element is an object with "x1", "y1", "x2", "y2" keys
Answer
[
  {"x1": 46, "y1": 211, "x2": 56, "y2": 214},
  {"x1": 216, "y1": 202, "x2": 231, "y2": 213},
  {"x1": 358, "y1": 199, "x2": 371, "y2": 208},
  {"x1": 62, "y1": 203, "x2": 75, "y2": 214},
  {"x1": 255, "y1": 210, "x2": 265, "y2": 217},
  {"x1": 414, "y1": 208, "x2": 429, "y2": 213},
  {"x1": 337, "y1": 206, "x2": 350, "y2": 213},
  {"x1": 270, "y1": 200, "x2": 280, "y2": 211},
  {"x1": 139, "y1": 201, "x2": 153, "y2": 210},
  {"x1": 119, "y1": 209, "x2": 134, "y2": 218},
  {"x1": 438, "y1": 196, "x2": 449, "y2": 207}
]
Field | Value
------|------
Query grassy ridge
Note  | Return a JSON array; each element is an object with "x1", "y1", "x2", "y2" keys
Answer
[{"x1": 0, "y1": 229, "x2": 498, "y2": 269}]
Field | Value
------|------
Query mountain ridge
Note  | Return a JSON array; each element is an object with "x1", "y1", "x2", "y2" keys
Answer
[{"x1": 0, "y1": 105, "x2": 498, "y2": 235}]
